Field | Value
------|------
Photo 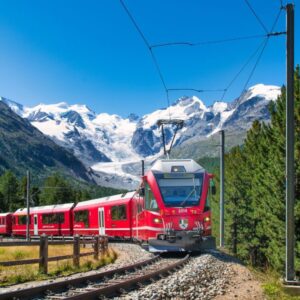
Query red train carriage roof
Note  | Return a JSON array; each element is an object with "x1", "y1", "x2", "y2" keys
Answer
[
  {"x1": 14, "y1": 203, "x2": 75, "y2": 215},
  {"x1": 0, "y1": 213, "x2": 11, "y2": 217},
  {"x1": 151, "y1": 159, "x2": 205, "y2": 173},
  {"x1": 74, "y1": 191, "x2": 135, "y2": 210}
]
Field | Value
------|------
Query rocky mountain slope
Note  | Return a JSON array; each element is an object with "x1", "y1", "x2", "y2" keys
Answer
[
  {"x1": 0, "y1": 83, "x2": 281, "y2": 189},
  {"x1": 0, "y1": 101, "x2": 93, "y2": 183}
]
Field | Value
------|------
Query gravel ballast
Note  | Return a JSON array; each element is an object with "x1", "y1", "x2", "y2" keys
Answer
[{"x1": 116, "y1": 251, "x2": 235, "y2": 300}]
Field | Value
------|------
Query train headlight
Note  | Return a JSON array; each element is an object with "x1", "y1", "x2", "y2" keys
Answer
[
  {"x1": 153, "y1": 218, "x2": 162, "y2": 224},
  {"x1": 204, "y1": 217, "x2": 210, "y2": 222}
]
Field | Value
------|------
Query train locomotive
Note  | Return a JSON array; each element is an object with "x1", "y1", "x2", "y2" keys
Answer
[{"x1": 137, "y1": 159, "x2": 216, "y2": 252}]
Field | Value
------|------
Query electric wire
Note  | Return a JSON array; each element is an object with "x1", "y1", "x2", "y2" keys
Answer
[
  {"x1": 168, "y1": 88, "x2": 226, "y2": 93},
  {"x1": 222, "y1": 6, "x2": 284, "y2": 100},
  {"x1": 120, "y1": 0, "x2": 170, "y2": 116},
  {"x1": 241, "y1": 6, "x2": 283, "y2": 93},
  {"x1": 150, "y1": 34, "x2": 267, "y2": 48},
  {"x1": 244, "y1": 0, "x2": 269, "y2": 34},
  {"x1": 119, "y1": 0, "x2": 150, "y2": 48},
  {"x1": 221, "y1": 38, "x2": 267, "y2": 100},
  {"x1": 120, "y1": 0, "x2": 285, "y2": 115}
]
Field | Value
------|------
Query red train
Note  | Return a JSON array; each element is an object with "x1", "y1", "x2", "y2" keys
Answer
[
  {"x1": 13, "y1": 204, "x2": 74, "y2": 236},
  {"x1": 1, "y1": 159, "x2": 216, "y2": 252},
  {"x1": 0, "y1": 213, "x2": 12, "y2": 236}
]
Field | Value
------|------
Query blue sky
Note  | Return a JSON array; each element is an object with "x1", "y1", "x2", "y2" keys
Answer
[{"x1": 0, "y1": 0, "x2": 298, "y2": 117}]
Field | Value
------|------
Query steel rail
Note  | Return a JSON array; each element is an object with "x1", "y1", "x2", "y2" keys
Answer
[
  {"x1": 63, "y1": 254, "x2": 189, "y2": 300},
  {"x1": 0, "y1": 255, "x2": 160, "y2": 300}
]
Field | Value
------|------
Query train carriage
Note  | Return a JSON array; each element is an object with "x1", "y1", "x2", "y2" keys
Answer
[
  {"x1": 73, "y1": 192, "x2": 134, "y2": 238},
  {"x1": 0, "y1": 213, "x2": 12, "y2": 236},
  {"x1": 12, "y1": 203, "x2": 74, "y2": 236}
]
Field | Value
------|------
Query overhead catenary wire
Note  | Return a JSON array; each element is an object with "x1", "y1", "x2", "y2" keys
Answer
[
  {"x1": 120, "y1": 0, "x2": 285, "y2": 112},
  {"x1": 244, "y1": 0, "x2": 269, "y2": 34},
  {"x1": 241, "y1": 6, "x2": 284, "y2": 93},
  {"x1": 221, "y1": 38, "x2": 267, "y2": 100},
  {"x1": 222, "y1": 6, "x2": 284, "y2": 100},
  {"x1": 168, "y1": 88, "x2": 226, "y2": 93},
  {"x1": 119, "y1": 0, "x2": 170, "y2": 114},
  {"x1": 150, "y1": 33, "x2": 268, "y2": 48}
]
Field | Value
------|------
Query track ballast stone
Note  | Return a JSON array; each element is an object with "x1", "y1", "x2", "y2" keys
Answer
[{"x1": 117, "y1": 252, "x2": 235, "y2": 300}]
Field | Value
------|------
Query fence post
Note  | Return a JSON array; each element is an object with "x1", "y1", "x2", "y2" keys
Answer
[
  {"x1": 94, "y1": 236, "x2": 99, "y2": 260},
  {"x1": 99, "y1": 237, "x2": 104, "y2": 255},
  {"x1": 104, "y1": 236, "x2": 108, "y2": 253},
  {"x1": 39, "y1": 234, "x2": 48, "y2": 274},
  {"x1": 73, "y1": 235, "x2": 80, "y2": 268}
]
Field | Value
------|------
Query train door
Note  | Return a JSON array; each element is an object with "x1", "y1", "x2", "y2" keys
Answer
[
  {"x1": 98, "y1": 208, "x2": 105, "y2": 235},
  {"x1": 33, "y1": 214, "x2": 38, "y2": 235}
]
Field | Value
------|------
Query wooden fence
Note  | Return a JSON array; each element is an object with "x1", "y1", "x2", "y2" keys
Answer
[{"x1": 0, "y1": 234, "x2": 108, "y2": 274}]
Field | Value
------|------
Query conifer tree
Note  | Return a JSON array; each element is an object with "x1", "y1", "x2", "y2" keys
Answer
[{"x1": 39, "y1": 173, "x2": 74, "y2": 205}]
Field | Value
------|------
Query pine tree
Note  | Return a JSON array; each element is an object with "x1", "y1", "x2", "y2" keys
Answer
[
  {"x1": 39, "y1": 173, "x2": 75, "y2": 205},
  {"x1": 0, "y1": 170, "x2": 23, "y2": 211}
]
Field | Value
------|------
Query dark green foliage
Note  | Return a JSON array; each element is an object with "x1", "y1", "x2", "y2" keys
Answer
[
  {"x1": 0, "y1": 171, "x2": 126, "y2": 211},
  {"x1": 220, "y1": 66, "x2": 300, "y2": 271},
  {"x1": 0, "y1": 170, "x2": 24, "y2": 212},
  {"x1": 39, "y1": 173, "x2": 75, "y2": 205},
  {"x1": 197, "y1": 156, "x2": 219, "y2": 173}
]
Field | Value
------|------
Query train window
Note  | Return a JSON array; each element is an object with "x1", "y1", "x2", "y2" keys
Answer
[
  {"x1": 155, "y1": 173, "x2": 204, "y2": 207},
  {"x1": 111, "y1": 205, "x2": 127, "y2": 220},
  {"x1": 18, "y1": 215, "x2": 27, "y2": 225},
  {"x1": 74, "y1": 210, "x2": 89, "y2": 227},
  {"x1": 42, "y1": 213, "x2": 65, "y2": 224},
  {"x1": 145, "y1": 183, "x2": 159, "y2": 211}
]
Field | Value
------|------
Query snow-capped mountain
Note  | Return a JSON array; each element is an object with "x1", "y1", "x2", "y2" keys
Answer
[{"x1": 0, "y1": 83, "x2": 281, "y2": 189}]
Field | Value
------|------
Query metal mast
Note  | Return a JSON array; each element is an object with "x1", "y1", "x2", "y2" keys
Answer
[{"x1": 285, "y1": 3, "x2": 295, "y2": 282}]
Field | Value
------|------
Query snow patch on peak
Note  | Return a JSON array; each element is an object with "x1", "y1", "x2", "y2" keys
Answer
[
  {"x1": 191, "y1": 96, "x2": 207, "y2": 111},
  {"x1": 0, "y1": 97, "x2": 24, "y2": 115},
  {"x1": 211, "y1": 101, "x2": 228, "y2": 114},
  {"x1": 245, "y1": 84, "x2": 281, "y2": 101}
]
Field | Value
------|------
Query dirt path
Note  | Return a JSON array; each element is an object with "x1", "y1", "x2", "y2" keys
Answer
[{"x1": 214, "y1": 263, "x2": 265, "y2": 300}]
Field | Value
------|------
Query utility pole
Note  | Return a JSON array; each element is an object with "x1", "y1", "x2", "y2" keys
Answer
[
  {"x1": 285, "y1": 3, "x2": 295, "y2": 282},
  {"x1": 141, "y1": 160, "x2": 145, "y2": 177},
  {"x1": 220, "y1": 130, "x2": 225, "y2": 248},
  {"x1": 26, "y1": 170, "x2": 30, "y2": 241}
]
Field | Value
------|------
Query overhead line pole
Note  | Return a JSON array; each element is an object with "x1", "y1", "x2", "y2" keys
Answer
[
  {"x1": 26, "y1": 170, "x2": 30, "y2": 241},
  {"x1": 220, "y1": 130, "x2": 225, "y2": 248},
  {"x1": 285, "y1": 3, "x2": 295, "y2": 282}
]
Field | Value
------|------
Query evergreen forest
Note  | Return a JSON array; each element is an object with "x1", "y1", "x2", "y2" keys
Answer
[
  {"x1": 0, "y1": 171, "x2": 125, "y2": 213},
  {"x1": 209, "y1": 66, "x2": 300, "y2": 272}
]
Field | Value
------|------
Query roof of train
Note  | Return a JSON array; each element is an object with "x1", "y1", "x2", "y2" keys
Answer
[
  {"x1": 0, "y1": 213, "x2": 11, "y2": 217},
  {"x1": 75, "y1": 191, "x2": 135, "y2": 209},
  {"x1": 14, "y1": 203, "x2": 74, "y2": 215},
  {"x1": 151, "y1": 159, "x2": 205, "y2": 173}
]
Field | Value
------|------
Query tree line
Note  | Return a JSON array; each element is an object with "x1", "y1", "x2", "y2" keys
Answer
[
  {"x1": 216, "y1": 66, "x2": 300, "y2": 272},
  {"x1": 0, "y1": 171, "x2": 125, "y2": 213}
]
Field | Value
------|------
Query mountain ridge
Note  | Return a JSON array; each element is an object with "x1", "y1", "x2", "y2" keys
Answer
[
  {"x1": 0, "y1": 101, "x2": 94, "y2": 183},
  {"x1": 0, "y1": 83, "x2": 281, "y2": 189}
]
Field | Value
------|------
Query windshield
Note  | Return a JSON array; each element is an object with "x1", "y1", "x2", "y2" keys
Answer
[{"x1": 155, "y1": 173, "x2": 203, "y2": 207}]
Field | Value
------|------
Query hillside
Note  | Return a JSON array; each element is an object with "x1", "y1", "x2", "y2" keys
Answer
[{"x1": 0, "y1": 101, "x2": 93, "y2": 182}]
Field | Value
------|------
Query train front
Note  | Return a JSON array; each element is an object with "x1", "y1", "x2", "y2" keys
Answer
[{"x1": 145, "y1": 159, "x2": 216, "y2": 252}]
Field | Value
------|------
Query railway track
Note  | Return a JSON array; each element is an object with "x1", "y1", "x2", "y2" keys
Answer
[{"x1": 0, "y1": 254, "x2": 189, "y2": 300}]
